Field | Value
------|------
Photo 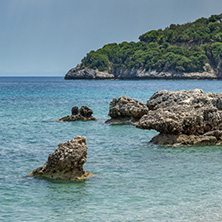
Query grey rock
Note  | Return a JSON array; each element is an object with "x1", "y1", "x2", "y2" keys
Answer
[
  {"x1": 150, "y1": 133, "x2": 218, "y2": 146},
  {"x1": 106, "y1": 95, "x2": 148, "y2": 124},
  {"x1": 137, "y1": 89, "x2": 222, "y2": 146},
  {"x1": 64, "y1": 64, "x2": 217, "y2": 80},
  {"x1": 58, "y1": 106, "x2": 96, "y2": 121},
  {"x1": 28, "y1": 136, "x2": 93, "y2": 180},
  {"x1": 65, "y1": 64, "x2": 115, "y2": 80}
]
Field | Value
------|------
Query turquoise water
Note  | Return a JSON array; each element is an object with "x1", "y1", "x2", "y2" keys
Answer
[{"x1": 1, "y1": 77, "x2": 222, "y2": 222}]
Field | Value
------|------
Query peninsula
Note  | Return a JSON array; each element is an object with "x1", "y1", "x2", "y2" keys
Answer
[{"x1": 65, "y1": 14, "x2": 222, "y2": 80}]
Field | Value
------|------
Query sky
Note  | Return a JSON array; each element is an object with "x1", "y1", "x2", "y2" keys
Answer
[{"x1": 1, "y1": 0, "x2": 222, "y2": 76}]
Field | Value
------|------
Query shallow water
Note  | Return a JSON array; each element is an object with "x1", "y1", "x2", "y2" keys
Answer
[{"x1": 1, "y1": 77, "x2": 222, "y2": 221}]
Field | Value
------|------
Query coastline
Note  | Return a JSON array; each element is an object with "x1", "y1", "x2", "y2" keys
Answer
[
  {"x1": 64, "y1": 65, "x2": 219, "y2": 80},
  {"x1": 64, "y1": 77, "x2": 221, "y2": 81}
]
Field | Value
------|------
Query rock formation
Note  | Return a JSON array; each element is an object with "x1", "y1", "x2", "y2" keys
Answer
[
  {"x1": 65, "y1": 65, "x2": 217, "y2": 80},
  {"x1": 28, "y1": 136, "x2": 93, "y2": 180},
  {"x1": 106, "y1": 95, "x2": 148, "y2": 124},
  {"x1": 137, "y1": 89, "x2": 222, "y2": 146},
  {"x1": 65, "y1": 64, "x2": 115, "y2": 80},
  {"x1": 58, "y1": 106, "x2": 96, "y2": 121}
]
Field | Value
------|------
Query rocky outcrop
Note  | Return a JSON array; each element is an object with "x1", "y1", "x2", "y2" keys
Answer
[
  {"x1": 64, "y1": 64, "x2": 115, "y2": 80},
  {"x1": 28, "y1": 136, "x2": 93, "y2": 180},
  {"x1": 64, "y1": 64, "x2": 217, "y2": 80},
  {"x1": 111, "y1": 66, "x2": 217, "y2": 80},
  {"x1": 106, "y1": 95, "x2": 148, "y2": 124},
  {"x1": 58, "y1": 106, "x2": 96, "y2": 121},
  {"x1": 137, "y1": 89, "x2": 222, "y2": 146}
]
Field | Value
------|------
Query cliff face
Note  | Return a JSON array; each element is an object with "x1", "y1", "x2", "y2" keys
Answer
[{"x1": 64, "y1": 65, "x2": 217, "y2": 80}]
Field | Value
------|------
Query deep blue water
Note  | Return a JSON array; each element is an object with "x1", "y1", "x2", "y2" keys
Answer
[{"x1": 1, "y1": 77, "x2": 222, "y2": 221}]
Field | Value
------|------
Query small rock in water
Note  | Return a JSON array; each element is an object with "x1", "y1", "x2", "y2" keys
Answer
[
  {"x1": 71, "y1": 106, "x2": 79, "y2": 115},
  {"x1": 80, "y1": 106, "x2": 93, "y2": 118},
  {"x1": 58, "y1": 106, "x2": 96, "y2": 121},
  {"x1": 28, "y1": 136, "x2": 94, "y2": 180}
]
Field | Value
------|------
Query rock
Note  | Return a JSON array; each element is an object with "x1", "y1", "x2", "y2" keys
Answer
[
  {"x1": 137, "y1": 89, "x2": 222, "y2": 146},
  {"x1": 80, "y1": 106, "x2": 93, "y2": 118},
  {"x1": 150, "y1": 134, "x2": 217, "y2": 146},
  {"x1": 64, "y1": 64, "x2": 217, "y2": 80},
  {"x1": 28, "y1": 136, "x2": 94, "y2": 180},
  {"x1": 72, "y1": 106, "x2": 79, "y2": 115},
  {"x1": 58, "y1": 106, "x2": 96, "y2": 121},
  {"x1": 106, "y1": 95, "x2": 148, "y2": 124},
  {"x1": 64, "y1": 64, "x2": 115, "y2": 80}
]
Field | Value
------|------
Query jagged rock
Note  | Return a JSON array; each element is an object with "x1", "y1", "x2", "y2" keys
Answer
[
  {"x1": 58, "y1": 106, "x2": 96, "y2": 121},
  {"x1": 106, "y1": 95, "x2": 148, "y2": 124},
  {"x1": 28, "y1": 136, "x2": 93, "y2": 180},
  {"x1": 137, "y1": 89, "x2": 222, "y2": 146}
]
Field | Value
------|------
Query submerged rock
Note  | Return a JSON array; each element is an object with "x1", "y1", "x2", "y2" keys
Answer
[
  {"x1": 106, "y1": 95, "x2": 148, "y2": 124},
  {"x1": 58, "y1": 106, "x2": 96, "y2": 121},
  {"x1": 137, "y1": 89, "x2": 222, "y2": 146},
  {"x1": 28, "y1": 136, "x2": 93, "y2": 180}
]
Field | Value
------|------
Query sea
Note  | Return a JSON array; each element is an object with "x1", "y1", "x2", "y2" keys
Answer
[{"x1": 1, "y1": 77, "x2": 222, "y2": 222}]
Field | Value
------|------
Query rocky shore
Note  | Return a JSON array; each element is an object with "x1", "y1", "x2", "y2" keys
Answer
[
  {"x1": 137, "y1": 89, "x2": 222, "y2": 146},
  {"x1": 105, "y1": 90, "x2": 222, "y2": 146},
  {"x1": 64, "y1": 64, "x2": 217, "y2": 80},
  {"x1": 28, "y1": 136, "x2": 93, "y2": 180},
  {"x1": 58, "y1": 106, "x2": 96, "y2": 121},
  {"x1": 29, "y1": 89, "x2": 222, "y2": 182}
]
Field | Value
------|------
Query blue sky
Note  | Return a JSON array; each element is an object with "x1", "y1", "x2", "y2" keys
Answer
[{"x1": 1, "y1": 0, "x2": 222, "y2": 76}]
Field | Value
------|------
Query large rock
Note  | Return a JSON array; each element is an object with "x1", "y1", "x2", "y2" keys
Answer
[
  {"x1": 28, "y1": 136, "x2": 93, "y2": 180},
  {"x1": 106, "y1": 95, "x2": 148, "y2": 124},
  {"x1": 64, "y1": 64, "x2": 115, "y2": 80},
  {"x1": 137, "y1": 89, "x2": 222, "y2": 146},
  {"x1": 64, "y1": 64, "x2": 217, "y2": 80},
  {"x1": 58, "y1": 106, "x2": 96, "y2": 121}
]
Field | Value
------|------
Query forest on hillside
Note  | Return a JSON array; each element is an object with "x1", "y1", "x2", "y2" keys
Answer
[{"x1": 81, "y1": 14, "x2": 222, "y2": 74}]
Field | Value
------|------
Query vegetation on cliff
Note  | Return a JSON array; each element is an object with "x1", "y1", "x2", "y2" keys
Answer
[{"x1": 81, "y1": 14, "x2": 222, "y2": 75}]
